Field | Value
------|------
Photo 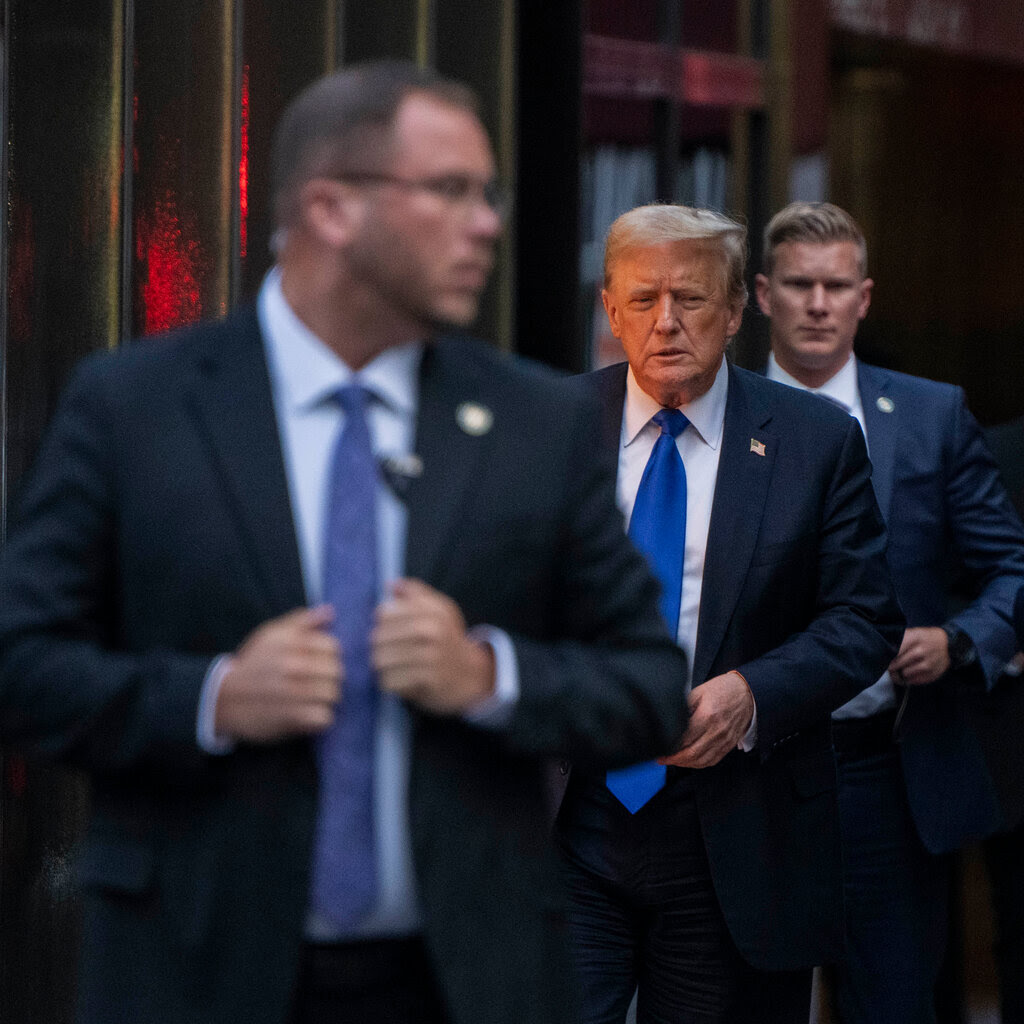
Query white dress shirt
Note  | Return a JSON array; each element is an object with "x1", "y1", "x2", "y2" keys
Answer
[
  {"x1": 260, "y1": 269, "x2": 421, "y2": 938},
  {"x1": 766, "y1": 351, "x2": 897, "y2": 719},
  {"x1": 200, "y1": 269, "x2": 518, "y2": 939},
  {"x1": 619, "y1": 357, "x2": 756, "y2": 748}
]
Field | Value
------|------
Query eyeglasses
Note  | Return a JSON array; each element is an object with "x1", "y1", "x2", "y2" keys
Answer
[{"x1": 335, "y1": 172, "x2": 510, "y2": 221}]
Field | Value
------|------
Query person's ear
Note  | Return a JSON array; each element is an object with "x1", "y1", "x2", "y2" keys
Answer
[
  {"x1": 726, "y1": 301, "x2": 744, "y2": 339},
  {"x1": 754, "y1": 273, "x2": 772, "y2": 317},
  {"x1": 601, "y1": 289, "x2": 623, "y2": 338},
  {"x1": 299, "y1": 178, "x2": 365, "y2": 248},
  {"x1": 858, "y1": 278, "x2": 874, "y2": 321}
]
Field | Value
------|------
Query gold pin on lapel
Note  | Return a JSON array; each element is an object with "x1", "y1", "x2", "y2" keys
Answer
[
  {"x1": 750, "y1": 438, "x2": 766, "y2": 457},
  {"x1": 876, "y1": 396, "x2": 895, "y2": 414},
  {"x1": 456, "y1": 401, "x2": 493, "y2": 437}
]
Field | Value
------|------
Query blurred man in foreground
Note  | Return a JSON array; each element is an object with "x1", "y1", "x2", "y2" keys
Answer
[
  {"x1": 757, "y1": 201, "x2": 1024, "y2": 1024},
  {"x1": 556, "y1": 204, "x2": 903, "y2": 1024},
  {"x1": 0, "y1": 63, "x2": 689, "y2": 1024}
]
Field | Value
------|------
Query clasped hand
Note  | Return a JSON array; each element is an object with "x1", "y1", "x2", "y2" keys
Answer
[
  {"x1": 657, "y1": 670, "x2": 754, "y2": 770},
  {"x1": 215, "y1": 579, "x2": 495, "y2": 743},
  {"x1": 887, "y1": 626, "x2": 949, "y2": 686}
]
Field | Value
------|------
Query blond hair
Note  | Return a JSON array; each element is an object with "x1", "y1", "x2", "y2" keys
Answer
[{"x1": 762, "y1": 202, "x2": 868, "y2": 277}]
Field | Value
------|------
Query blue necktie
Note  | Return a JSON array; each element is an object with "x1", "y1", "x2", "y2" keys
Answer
[
  {"x1": 310, "y1": 383, "x2": 379, "y2": 927},
  {"x1": 606, "y1": 408, "x2": 689, "y2": 813}
]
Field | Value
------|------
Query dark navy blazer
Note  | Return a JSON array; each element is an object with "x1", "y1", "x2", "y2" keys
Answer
[
  {"x1": 0, "y1": 307, "x2": 690, "y2": 1024},
  {"x1": 570, "y1": 360, "x2": 904, "y2": 971},
  {"x1": 855, "y1": 361, "x2": 1024, "y2": 852}
]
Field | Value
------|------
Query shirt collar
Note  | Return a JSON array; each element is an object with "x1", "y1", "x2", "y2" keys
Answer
[
  {"x1": 623, "y1": 355, "x2": 729, "y2": 450},
  {"x1": 767, "y1": 350, "x2": 858, "y2": 412},
  {"x1": 258, "y1": 267, "x2": 422, "y2": 416}
]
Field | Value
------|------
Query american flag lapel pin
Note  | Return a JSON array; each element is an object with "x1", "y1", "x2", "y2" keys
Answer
[{"x1": 750, "y1": 438, "x2": 766, "y2": 456}]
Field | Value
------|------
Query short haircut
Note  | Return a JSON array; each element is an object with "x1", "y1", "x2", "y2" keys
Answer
[
  {"x1": 270, "y1": 60, "x2": 480, "y2": 227},
  {"x1": 762, "y1": 202, "x2": 868, "y2": 277},
  {"x1": 603, "y1": 204, "x2": 748, "y2": 309}
]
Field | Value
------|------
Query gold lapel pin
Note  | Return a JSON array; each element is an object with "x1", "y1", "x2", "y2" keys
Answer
[
  {"x1": 456, "y1": 401, "x2": 493, "y2": 437},
  {"x1": 876, "y1": 396, "x2": 895, "y2": 414},
  {"x1": 750, "y1": 438, "x2": 766, "y2": 456}
]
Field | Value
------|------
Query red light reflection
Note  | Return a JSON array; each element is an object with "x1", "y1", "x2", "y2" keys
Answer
[
  {"x1": 137, "y1": 186, "x2": 204, "y2": 334},
  {"x1": 239, "y1": 64, "x2": 250, "y2": 260}
]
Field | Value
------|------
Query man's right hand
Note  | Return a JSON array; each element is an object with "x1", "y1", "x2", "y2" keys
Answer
[{"x1": 214, "y1": 606, "x2": 342, "y2": 742}]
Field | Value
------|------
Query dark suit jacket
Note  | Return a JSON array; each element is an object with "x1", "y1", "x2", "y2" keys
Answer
[
  {"x1": 0, "y1": 307, "x2": 690, "y2": 1024},
  {"x1": 858, "y1": 363, "x2": 1024, "y2": 852},
  {"x1": 568, "y1": 361, "x2": 903, "y2": 971}
]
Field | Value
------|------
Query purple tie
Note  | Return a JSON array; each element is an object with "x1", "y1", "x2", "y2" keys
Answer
[
  {"x1": 606, "y1": 409, "x2": 689, "y2": 812},
  {"x1": 310, "y1": 383, "x2": 378, "y2": 927}
]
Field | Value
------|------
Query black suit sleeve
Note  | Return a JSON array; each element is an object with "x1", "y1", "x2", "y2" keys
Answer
[
  {"x1": 942, "y1": 390, "x2": 1024, "y2": 685},
  {"x1": 737, "y1": 414, "x2": 904, "y2": 751},
  {"x1": 498, "y1": 386, "x2": 690, "y2": 770},
  {"x1": 0, "y1": 355, "x2": 211, "y2": 779}
]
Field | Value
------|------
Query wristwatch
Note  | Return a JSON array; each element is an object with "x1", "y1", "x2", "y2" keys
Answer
[{"x1": 942, "y1": 624, "x2": 978, "y2": 671}]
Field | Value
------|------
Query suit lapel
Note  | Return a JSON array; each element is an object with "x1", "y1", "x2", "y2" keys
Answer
[
  {"x1": 692, "y1": 366, "x2": 776, "y2": 686},
  {"x1": 185, "y1": 307, "x2": 306, "y2": 615},
  {"x1": 591, "y1": 362, "x2": 629, "y2": 451},
  {"x1": 857, "y1": 361, "x2": 897, "y2": 522},
  {"x1": 403, "y1": 339, "x2": 494, "y2": 586}
]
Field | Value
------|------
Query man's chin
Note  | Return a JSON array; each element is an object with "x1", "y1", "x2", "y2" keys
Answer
[
  {"x1": 427, "y1": 297, "x2": 482, "y2": 332},
  {"x1": 639, "y1": 369, "x2": 716, "y2": 408}
]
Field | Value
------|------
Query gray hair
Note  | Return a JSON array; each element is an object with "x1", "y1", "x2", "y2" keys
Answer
[{"x1": 603, "y1": 204, "x2": 749, "y2": 308}]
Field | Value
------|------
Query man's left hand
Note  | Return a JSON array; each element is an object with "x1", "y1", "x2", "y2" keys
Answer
[
  {"x1": 658, "y1": 671, "x2": 754, "y2": 769},
  {"x1": 372, "y1": 577, "x2": 495, "y2": 714},
  {"x1": 888, "y1": 626, "x2": 950, "y2": 686}
]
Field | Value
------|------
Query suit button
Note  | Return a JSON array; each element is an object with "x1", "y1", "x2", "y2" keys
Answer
[{"x1": 558, "y1": 760, "x2": 570, "y2": 775}]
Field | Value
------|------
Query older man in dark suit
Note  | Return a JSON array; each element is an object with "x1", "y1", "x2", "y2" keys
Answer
[
  {"x1": 0, "y1": 63, "x2": 689, "y2": 1024},
  {"x1": 555, "y1": 204, "x2": 904, "y2": 1024}
]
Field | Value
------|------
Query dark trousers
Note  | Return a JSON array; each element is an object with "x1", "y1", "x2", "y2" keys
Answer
[
  {"x1": 289, "y1": 936, "x2": 448, "y2": 1024},
  {"x1": 984, "y1": 818, "x2": 1024, "y2": 1023},
  {"x1": 831, "y1": 713, "x2": 949, "y2": 1024},
  {"x1": 555, "y1": 773, "x2": 812, "y2": 1024}
]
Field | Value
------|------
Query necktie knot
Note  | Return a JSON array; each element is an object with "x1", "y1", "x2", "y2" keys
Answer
[
  {"x1": 336, "y1": 382, "x2": 371, "y2": 416},
  {"x1": 653, "y1": 408, "x2": 689, "y2": 439}
]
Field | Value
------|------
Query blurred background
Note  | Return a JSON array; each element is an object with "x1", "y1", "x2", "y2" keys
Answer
[{"x1": 1, "y1": 1, "x2": 1021, "y2": 1020}]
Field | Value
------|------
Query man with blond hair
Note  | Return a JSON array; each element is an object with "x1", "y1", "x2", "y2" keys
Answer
[
  {"x1": 555, "y1": 203, "x2": 903, "y2": 1023},
  {"x1": 757, "y1": 200, "x2": 1024, "y2": 1023}
]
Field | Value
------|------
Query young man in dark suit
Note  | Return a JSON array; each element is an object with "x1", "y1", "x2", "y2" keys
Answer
[
  {"x1": 555, "y1": 203, "x2": 904, "y2": 1023},
  {"x1": 0, "y1": 63, "x2": 690, "y2": 1024},
  {"x1": 757, "y1": 201, "x2": 1024, "y2": 1024}
]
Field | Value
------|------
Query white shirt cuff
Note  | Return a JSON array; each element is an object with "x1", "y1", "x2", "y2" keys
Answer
[
  {"x1": 461, "y1": 626, "x2": 519, "y2": 728},
  {"x1": 197, "y1": 655, "x2": 237, "y2": 755},
  {"x1": 738, "y1": 705, "x2": 758, "y2": 751}
]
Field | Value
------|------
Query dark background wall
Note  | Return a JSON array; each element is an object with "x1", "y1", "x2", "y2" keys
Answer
[{"x1": 831, "y1": 34, "x2": 1024, "y2": 425}]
